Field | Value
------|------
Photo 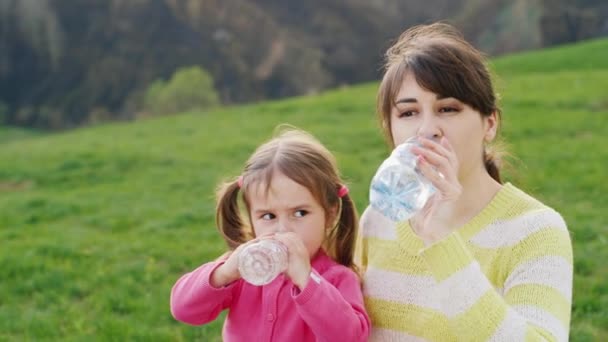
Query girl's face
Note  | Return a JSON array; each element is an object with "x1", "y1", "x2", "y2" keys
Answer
[
  {"x1": 247, "y1": 172, "x2": 332, "y2": 258},
  {"x1": 390, "y1": 71, "x2": 498, "y2": 181}
]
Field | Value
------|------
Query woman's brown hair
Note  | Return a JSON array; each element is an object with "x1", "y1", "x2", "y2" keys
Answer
[
  {"x1": 377, "y1": 22, "x2": 503, "y2": 182},
  {"x1": 215, "y1": 129, "x2": 360, "y2": 272}
]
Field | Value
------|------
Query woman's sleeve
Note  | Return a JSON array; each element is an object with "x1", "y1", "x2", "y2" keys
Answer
[
  {"x1": 420, "y1": 209, "x2": 573, "y2": 342},
  {"x1": 355, "y1": 207, "x2": 373, "y2": 273},
  {"x1": 170, "y1": 261, "x2": 239, "y2": 325},
  {"x1": 291, "y1": 267, "x2": 371, "y2": 342}
]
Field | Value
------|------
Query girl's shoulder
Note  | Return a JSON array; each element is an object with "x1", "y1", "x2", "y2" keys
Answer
[{"x1": 312, "y1": 252, "x2": 359, "y2": 281}]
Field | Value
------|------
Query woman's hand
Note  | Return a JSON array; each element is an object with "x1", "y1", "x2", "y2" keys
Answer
[
  {"x1": 410, "y1": 136, "x2": 463, "y2": 245},
  {"x1": 272, "y1": 232, "x2": 312, "y2": 290}
]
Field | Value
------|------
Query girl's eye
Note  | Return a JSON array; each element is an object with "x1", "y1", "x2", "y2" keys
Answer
[
  {"x1": 261, "y1": 213, "x2": 275, "y2": 220},
  {"x1": 294, "y1": 210, "x2": 308, "y2": 218}
]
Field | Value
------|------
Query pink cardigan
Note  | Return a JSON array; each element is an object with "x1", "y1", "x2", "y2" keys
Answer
[{"x1": 170, "y1": 250, "x2": 370, "y2": 341}]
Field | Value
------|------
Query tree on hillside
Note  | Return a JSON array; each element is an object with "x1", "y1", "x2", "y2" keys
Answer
[
  {"x1": 540, "y1": 0, "x2": 608, "y2": 46},
  {"x1": 142, "y1": 66, "x2": 219, "y2": 116}
]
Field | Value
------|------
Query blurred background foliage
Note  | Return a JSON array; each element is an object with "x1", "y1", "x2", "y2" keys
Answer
[
  {"x1": 0, "y1": 0, "x2": 606, "y2": 129},
  {"x1": 142, "y1": 66, "x2": 219, "y2": 117}
]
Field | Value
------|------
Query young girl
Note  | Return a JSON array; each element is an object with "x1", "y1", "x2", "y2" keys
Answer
[
  {"x1": 171, "y1": 129, "x2": 370, "y2": 341},
  {"x1": 357, "y1": 23, "x2": 573, "y2": 341}
]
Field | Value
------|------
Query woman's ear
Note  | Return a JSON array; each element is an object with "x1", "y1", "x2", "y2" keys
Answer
[{"x1": 484, "y1": 111, "x2": 499, "y2": 142}]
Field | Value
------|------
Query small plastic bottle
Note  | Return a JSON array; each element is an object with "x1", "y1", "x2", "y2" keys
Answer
[
  {"x1": 369, "y1": 137, "x2": 435, "y2": 222},
  {"x1": 238, "y1": 239, "x2": 288, "y2": 286}
]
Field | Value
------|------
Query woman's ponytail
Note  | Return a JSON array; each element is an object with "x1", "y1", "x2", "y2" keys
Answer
[{"x1": 484, "y1": 147, "x2": 502, "y2": 183}]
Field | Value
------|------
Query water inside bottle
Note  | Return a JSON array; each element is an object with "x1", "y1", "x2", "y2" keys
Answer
[
  {"x1": 369, "y1": 137, "x2": 435, "y2": 222},
  {"x1": 238, "y1": 240, "x2": 288, "y2": 286}
]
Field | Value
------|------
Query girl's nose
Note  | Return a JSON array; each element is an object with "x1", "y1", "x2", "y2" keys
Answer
[{"x1": 277, "y1": 222, "x2": 290, "y2": 233}]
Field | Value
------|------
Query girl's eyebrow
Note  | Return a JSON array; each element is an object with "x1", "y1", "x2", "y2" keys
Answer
[
  {"x1": 289, "y1": 204, "x2": 312, "y2": 211},
  {"x1": 252, "y1": 204, "x2": 312, "y2": 214},
  {"x1": 252, "y1": 208, "x2": 272, "y2": 215}
]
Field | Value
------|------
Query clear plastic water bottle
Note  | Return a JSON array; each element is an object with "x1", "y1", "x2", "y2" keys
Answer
[
  {"x1": 369, "y1": 137, "x2": 435, "y2": 222},
  {"x1": 238, "y1": 239, "x2": 288, "y2": 286}
]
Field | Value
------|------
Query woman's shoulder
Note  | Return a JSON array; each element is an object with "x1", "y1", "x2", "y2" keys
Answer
[
  {"x1": 499, "y1": 183, "x2": 566, "y2": 222},
  {"x1": 470, "y1": 183, "x2": 570, "y2": 251}
]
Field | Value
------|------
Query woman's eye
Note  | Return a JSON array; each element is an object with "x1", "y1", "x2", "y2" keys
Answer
[
  {"x1": 439, "y1": 106, "x2": 459, "y2": 113},
  {"x1": 294, "y1": 210, "x2": 308, "y2": 218},
  {"x1": 398, "y1": 110, "x2": 416, "y2": 118},
  {"x1": 261, "y1": 213, "x2": 275, "y2": 220}
]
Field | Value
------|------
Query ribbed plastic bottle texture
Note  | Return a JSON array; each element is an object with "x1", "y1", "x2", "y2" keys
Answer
[
  {"x1": 238, "y1": 239, "x2": 288, "y2": 286},
  {"x1": 369, "y1": 137, "x2": 435, "y2": 222}
]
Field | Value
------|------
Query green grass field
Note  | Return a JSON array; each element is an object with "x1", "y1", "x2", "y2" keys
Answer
[{"x1": 1, "y1": 37, "x2": 607, "y2": 341}]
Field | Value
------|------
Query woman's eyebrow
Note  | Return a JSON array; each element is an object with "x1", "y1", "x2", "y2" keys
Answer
[{"x1": 395, "y1": 98, "x2": 417, "y2": 104}]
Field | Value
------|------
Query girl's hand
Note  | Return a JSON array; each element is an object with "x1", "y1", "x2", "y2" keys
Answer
[
  {"x1": 210, "y1": 240, "x2": 257, "y2": 287},
  {"x1": 410, "y1": 137, "x2": 463, "y2": 245},
  {"x1": 272, "y1": 232, "x2": 312, "y2": 290}
]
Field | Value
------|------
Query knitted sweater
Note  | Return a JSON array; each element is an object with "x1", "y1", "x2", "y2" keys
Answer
[
  {"x1": 171, "y1": 250, "x2": 370, "y2": 341},
  {"x1": 356, "y1": 183, "x2": 573, "y2": 341}
]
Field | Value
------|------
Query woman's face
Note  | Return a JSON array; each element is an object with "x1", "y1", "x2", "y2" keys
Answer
[{"x1": 389, "y1": 71, "x2": 498, "y2": 181}]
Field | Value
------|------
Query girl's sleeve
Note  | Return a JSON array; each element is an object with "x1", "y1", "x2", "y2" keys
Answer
[
  {"x1": 420, "y1": 209, "x2": 573, "y2": 342},
  {"x1": 170, "y1": 261, "x2": 239, "y2": 325},
  {"x1": 291, "y1": 267, "x2": 371, "y2": 342}
]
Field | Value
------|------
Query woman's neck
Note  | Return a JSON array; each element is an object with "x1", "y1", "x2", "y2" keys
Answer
[{"x1": 454, "y1": 169, "x2": 502, "y2": 226}]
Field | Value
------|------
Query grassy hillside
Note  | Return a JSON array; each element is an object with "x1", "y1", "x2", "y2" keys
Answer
[{"x1": 1, "y1": 38, "x2": 607, "y2": 341}]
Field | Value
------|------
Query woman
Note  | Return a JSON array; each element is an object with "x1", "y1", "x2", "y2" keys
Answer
[{"x1": 357, "y1": 22, "x2": 573, "y2": 341}]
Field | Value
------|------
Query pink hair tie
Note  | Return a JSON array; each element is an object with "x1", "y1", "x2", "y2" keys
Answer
[
  {"x1": 338, "y1": 185, "x2": 349, "y2": 198},
  {"x1": 237, "y1": 175, "x2": 243, "y2": 188}
]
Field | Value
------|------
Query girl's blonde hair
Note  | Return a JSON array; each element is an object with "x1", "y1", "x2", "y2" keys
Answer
[
  {"x1": 378, "y1": 22, "x2": 504, "y2": 183},
  {"x1": 215, "y1": 129, "x2": 359, "y2": 271}
]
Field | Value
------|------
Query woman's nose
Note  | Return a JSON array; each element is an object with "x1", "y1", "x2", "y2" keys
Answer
[{"x1": 417, "y1": 114, "x2": 442, "y2": 140}]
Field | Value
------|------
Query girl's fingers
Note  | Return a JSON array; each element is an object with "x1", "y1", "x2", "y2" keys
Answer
[{"x1": 272, "y1": 232, "x2": 299, "y2": 250}]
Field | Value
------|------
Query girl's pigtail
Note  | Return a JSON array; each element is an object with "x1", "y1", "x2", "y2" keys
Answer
[
  {"x1": 331, "y1": 192, "x2": 359, "y2": 273},
  {"x1": 215, "y1": 179, "x2": 248, "y2": 249}
]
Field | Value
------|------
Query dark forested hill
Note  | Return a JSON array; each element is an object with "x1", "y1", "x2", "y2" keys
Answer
[{"x1": 0, "y1": 0, "x2": 606, "y2": 128}]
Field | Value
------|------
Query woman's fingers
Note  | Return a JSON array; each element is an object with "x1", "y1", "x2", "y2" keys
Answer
[
  {"x1": 418, "y1": 137, "x2": 458, "y2": 167},
  {"x1": 411, "y1": 141, "x2": 457, "y2": 183},
  {"x1": 416, "y1": 155, "x2": 450, "y2": 189},
  {"x1": 413, "y1": 137, "x2": 461, "y2": 200},
  {"x1": 411, "y1": 146, "x2": 451, "y2": 179}
]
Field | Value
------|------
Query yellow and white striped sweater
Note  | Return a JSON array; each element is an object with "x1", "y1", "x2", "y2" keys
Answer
[{"x1": 357, "y1": 183, "x2": 573, "y2": 341}]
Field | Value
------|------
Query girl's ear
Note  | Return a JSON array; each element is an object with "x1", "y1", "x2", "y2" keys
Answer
[
  {"x1": 484, "y1": 111, "x2": 499, "y2": 142},
  {"x1": 326, "y1": 204, "x2": 340, "y2": 229}
]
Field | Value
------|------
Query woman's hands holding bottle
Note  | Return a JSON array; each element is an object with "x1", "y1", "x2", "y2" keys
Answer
[{"x1": 410, "y1": 137, "x2": 463, "y2": 246}]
